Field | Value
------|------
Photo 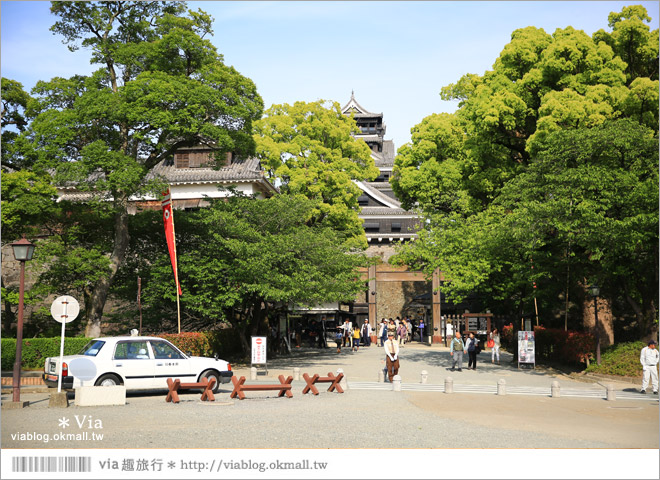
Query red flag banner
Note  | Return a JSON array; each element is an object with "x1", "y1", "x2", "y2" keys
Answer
[{"x1": 161, "y1": 189, "x2": 182, "y2": 296}]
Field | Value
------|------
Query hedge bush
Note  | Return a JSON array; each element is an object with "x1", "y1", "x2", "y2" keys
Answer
[
  {"x1": 1, "y1": 330, "x2": 242, "y2": 370},
  {"x1": 156, "y1": 330, "x2": 242, "y2": 358},
  {"x1": 1, "y1": 337, "x2": 92, "y2": 370},
  {"x1": 584, "y1": 341, "x2": 646, "y2": 377}
]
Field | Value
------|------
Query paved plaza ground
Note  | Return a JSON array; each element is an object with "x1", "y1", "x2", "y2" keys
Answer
[{"x1": 1, "y1": 341, "x2": 658, "y2": 451}]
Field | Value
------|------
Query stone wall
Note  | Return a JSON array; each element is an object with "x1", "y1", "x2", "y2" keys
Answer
[{"x1": 365, "y1": 244, "x2": 397, "y2": 263}]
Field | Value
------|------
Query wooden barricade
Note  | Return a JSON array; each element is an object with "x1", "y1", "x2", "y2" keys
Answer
[
  {"x1": 166, "y1": 377, "x2": 216, "y2": 403},
  {"x1": 230, "y1": 375, "x2": 293, "y2": 400},
  {"x1": 302, "y1": 372, "x2": 344, "y2": 395}
]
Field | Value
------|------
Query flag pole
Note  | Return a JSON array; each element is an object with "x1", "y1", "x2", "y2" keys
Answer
[
  {"x1": 162, "y1": 188, "x2": 182, "y2": 334},
  {"x1": 170, "y1": 201, "x2": 182, "y2": 334}
]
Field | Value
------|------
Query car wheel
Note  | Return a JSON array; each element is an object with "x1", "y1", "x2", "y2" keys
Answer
[
  {"x1": 95, "y1": 374, "x2": 122, "y2": 387},
  {"x1": 200, "y1": 370, "x2": 221, "y2": 393}
]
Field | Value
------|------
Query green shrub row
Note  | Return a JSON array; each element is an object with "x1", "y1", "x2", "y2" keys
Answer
[
  {"x1": 1, "y1": 330, "x2": 242, "y2": 370},
  {"x1": 1, "y1": 337, "x2": 91, "y2": 370},
  {"x1": 584, "y1": 341, "x2": 646, "y2": 377},
  {"x1": 156, "y1": 330, "x2": 242, "y2": 358}
]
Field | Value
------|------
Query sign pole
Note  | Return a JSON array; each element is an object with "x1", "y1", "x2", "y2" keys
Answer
[
  {"x1": 57, "y1": 299, "x2": 68, "y2": 393},
  {"x1": 50, "y1": 296, "x2": 80, "y2": 395}
]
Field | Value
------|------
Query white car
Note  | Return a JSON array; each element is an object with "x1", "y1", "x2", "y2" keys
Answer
[{"x1": 42, "y1": 336, "x2": 232, "y2": 393}]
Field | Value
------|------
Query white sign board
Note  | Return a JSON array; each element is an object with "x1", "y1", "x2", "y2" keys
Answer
[
  {"x1": 518, "y1": 330, "x2": 536, "y2": 368},
  {"x1": 251, "y1": 336, "x2": 267, "y2": 365}
]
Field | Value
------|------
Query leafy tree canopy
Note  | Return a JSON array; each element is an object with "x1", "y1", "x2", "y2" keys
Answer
[
  {"x1": 391, "y1": 6, "x2": 659, "y2": 335},
  {"x1": 253, "y1": 100, "x2": 379, "y2": 250},
  {"x1": 129, "y1": 194, "x2": 370, "y2": 352},
  {"x1": 5, "y1": 1, "x2": 264, "y2": 336}
]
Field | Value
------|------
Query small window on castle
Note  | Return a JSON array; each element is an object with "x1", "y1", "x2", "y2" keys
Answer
[
  {"x1": 391, "y1": 223, "x2": 402, "y2": 232},
  {"x1": 175, "y1": 153, "x2": 190, "y2": 168},
  {"x1": 364, "y1": 223, "x2": 380, "y2": 233},
  {"x1": 358, "y1": 195, "x2": 369, "y2": 206}
]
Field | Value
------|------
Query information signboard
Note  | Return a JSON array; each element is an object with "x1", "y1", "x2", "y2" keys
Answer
[
  {"x1": 518, "y1": 330, "x2": 536, "y2": 369},
  {"x1": 251, "y1": 336, "x2": 267, "y2": 373}
]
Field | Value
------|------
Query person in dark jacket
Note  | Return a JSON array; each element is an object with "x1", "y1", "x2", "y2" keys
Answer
[{"x1": 466, "y1": 332, "x2": 479, "y2": 370}]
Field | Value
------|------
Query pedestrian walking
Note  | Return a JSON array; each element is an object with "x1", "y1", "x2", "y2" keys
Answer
[
  {"x1": 335, "y1": 326, "x2": 343, "y2": 353},
  {"x1": 352, "y1": 325, "x2": 361, "y2": 352},
  {"x1": 404, "y1": 317, "x2": 412, "y2": 343},
  {"x1": 397, "y1": 321, "x2": 407, "y2": 346},
  {"x1": 466, "y1": 332, "x2": 479, "y2": 370},
  {"x1": 361, "y1": 319, "x2": 372, "y2": 347},
  {"x1": 387, "y1": 318, "x2": 396, "y2": 339},
  {"x1": 294, "y1": 322, "x2": 303, "y2": 348},
  {"x1": 418, "y1": 319, "x2": 425, "y2": 342},
  {"x1": 449, "y1": 331, "x2": 465, "y2": 371},
  {"x1": 378, "y1": 319, "x2": 387, "y2": 347},
  {"x1": 342, "y1": 319, "x2": 352, "y2": 347},
  {"x1": 490, "y1": 328, "x2": 501, "y2": 364},
  {"x1": 640, "y1": 340, "x2": 659, "y2": 394},
  {"x1": 383, "y1": 332, "x2": 400, "y2": 382},
  {"x1": 318, "y1": 317, "x2": 327, "y2": 348}
]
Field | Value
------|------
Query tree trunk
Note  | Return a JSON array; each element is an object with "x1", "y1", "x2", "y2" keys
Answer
[{"x1": 84, "y1": 202, "x2": 130, "y2": 337}]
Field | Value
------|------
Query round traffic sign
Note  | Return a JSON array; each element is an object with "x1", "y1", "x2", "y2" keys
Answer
[{"x1": 51, "y1": 296, "x2": 80, "y2": 324}]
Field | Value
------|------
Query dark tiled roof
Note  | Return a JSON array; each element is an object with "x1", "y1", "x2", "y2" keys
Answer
[{"x1": 147, "y1": 157, "x2": 267, "y2": 184}]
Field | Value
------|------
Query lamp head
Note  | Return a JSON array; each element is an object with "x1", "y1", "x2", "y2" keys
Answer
[{"x1": 11, "y1": 237, "x2": 35, "y2": 262}]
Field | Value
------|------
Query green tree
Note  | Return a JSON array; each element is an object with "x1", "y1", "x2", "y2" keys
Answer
[
  {"x1": 253, "y1": 100, "x2": 379, "y2": 249},
  {"x1": 1, "y1": 78, "x2": 33, "y2": 171},
  {"x1": 496, "y1": 119, "x2": 658, "y2": 336},
  {"x1": 593, "y1": 4, "x2": 659, "y2": 85},
  {"x1": 392, "y1": 5, "x2": 659, "y2": 336},
  {"x1": 17, "y1": 1, "x2": 263, "y2": 336},
  {"x1": 132, "y1": 194, "x2": 369, "y2": 353}
]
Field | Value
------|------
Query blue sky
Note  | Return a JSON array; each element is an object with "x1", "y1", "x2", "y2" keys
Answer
[{"x1": 2, "y1": 1, "x2": 659, "y2": 149}]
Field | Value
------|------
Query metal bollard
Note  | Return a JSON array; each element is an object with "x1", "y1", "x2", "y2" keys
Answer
[
  {"x1": 378, "y1": 368, "x2": 385, "y2": 383},
  {"x1": 606, "y1": 384, "x2": 616, "y2": 402},
  {"x1": 551, "y1": 380, "x2": 561, "y2": 398},
  {"x1": 393, "y1": 374, "x2": 402, "y2": 391},
  {"x1": 293, "y1": 367, "x2": 300, "y2": 381},
  {"x1": 337, "y1": 368, "x2": 347, "y2": 391},
  {"x1": 420, "y1": 370, "x2": 428, "y2": 384},
  {"x1": 497, "y1": 378, "x2": 506, "y2": 396},
  {"x1": 444, "y1": 377, "x2": 453, "y2": 394},
  {"x1": 250, "y1": 366, "x2": 257, "y2": 380}
]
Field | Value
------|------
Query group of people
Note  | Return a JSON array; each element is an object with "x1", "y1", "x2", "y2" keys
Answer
[
  {"x1": 333, "y1": 319, "x2": 374, "y2": 353},
  {"x1": 449, "y1": 329, "x2": 501, "y2": 371},
  {"x1": 376, "y1": 317, "x2": 422, "y2": 347}
]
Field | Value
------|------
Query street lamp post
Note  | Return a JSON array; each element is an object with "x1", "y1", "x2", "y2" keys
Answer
[
  {"x1": 10, "y1": 237, "x2": 35, "y2": 404},
  {"x1": 589, "y1": 284, "x2": 601, "y2": 366}
]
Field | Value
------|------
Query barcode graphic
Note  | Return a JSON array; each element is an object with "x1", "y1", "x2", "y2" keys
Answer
[{"x1": 12, "y1": 456, "x2": 91, "y2": 472}]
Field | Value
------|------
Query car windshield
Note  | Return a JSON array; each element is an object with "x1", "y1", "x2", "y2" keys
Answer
[{"x1": 77, "y1": 340, "x2": 105, "y2": 356}]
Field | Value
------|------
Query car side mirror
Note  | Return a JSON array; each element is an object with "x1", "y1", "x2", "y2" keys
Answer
[
  {"x1": 186, "y1": 351, "x2": 192, "y2": 357},
  {"x1": 214, "y1": 353, "x2": 219, "y2": 361}
]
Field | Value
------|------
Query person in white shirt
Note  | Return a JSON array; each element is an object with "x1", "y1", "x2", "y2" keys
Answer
[
  {"x1": 490, "y1": 328, "x2": 501, "y2": 365},
  {"x1": 342, "y1": 320, "x2": 352, "y2": 348},
  {"x1": 640, "y1": 339, "x2": 659, "y2": 394},
  {"x1": 383, "y1": 332, "x2": 400, "y2": 382},
  {"x1": 377, "y1": 320, "x2": 386, "y2": 347},
  {"x1": 361, "y1": 319, "x2": 373, "y2": 347}
]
